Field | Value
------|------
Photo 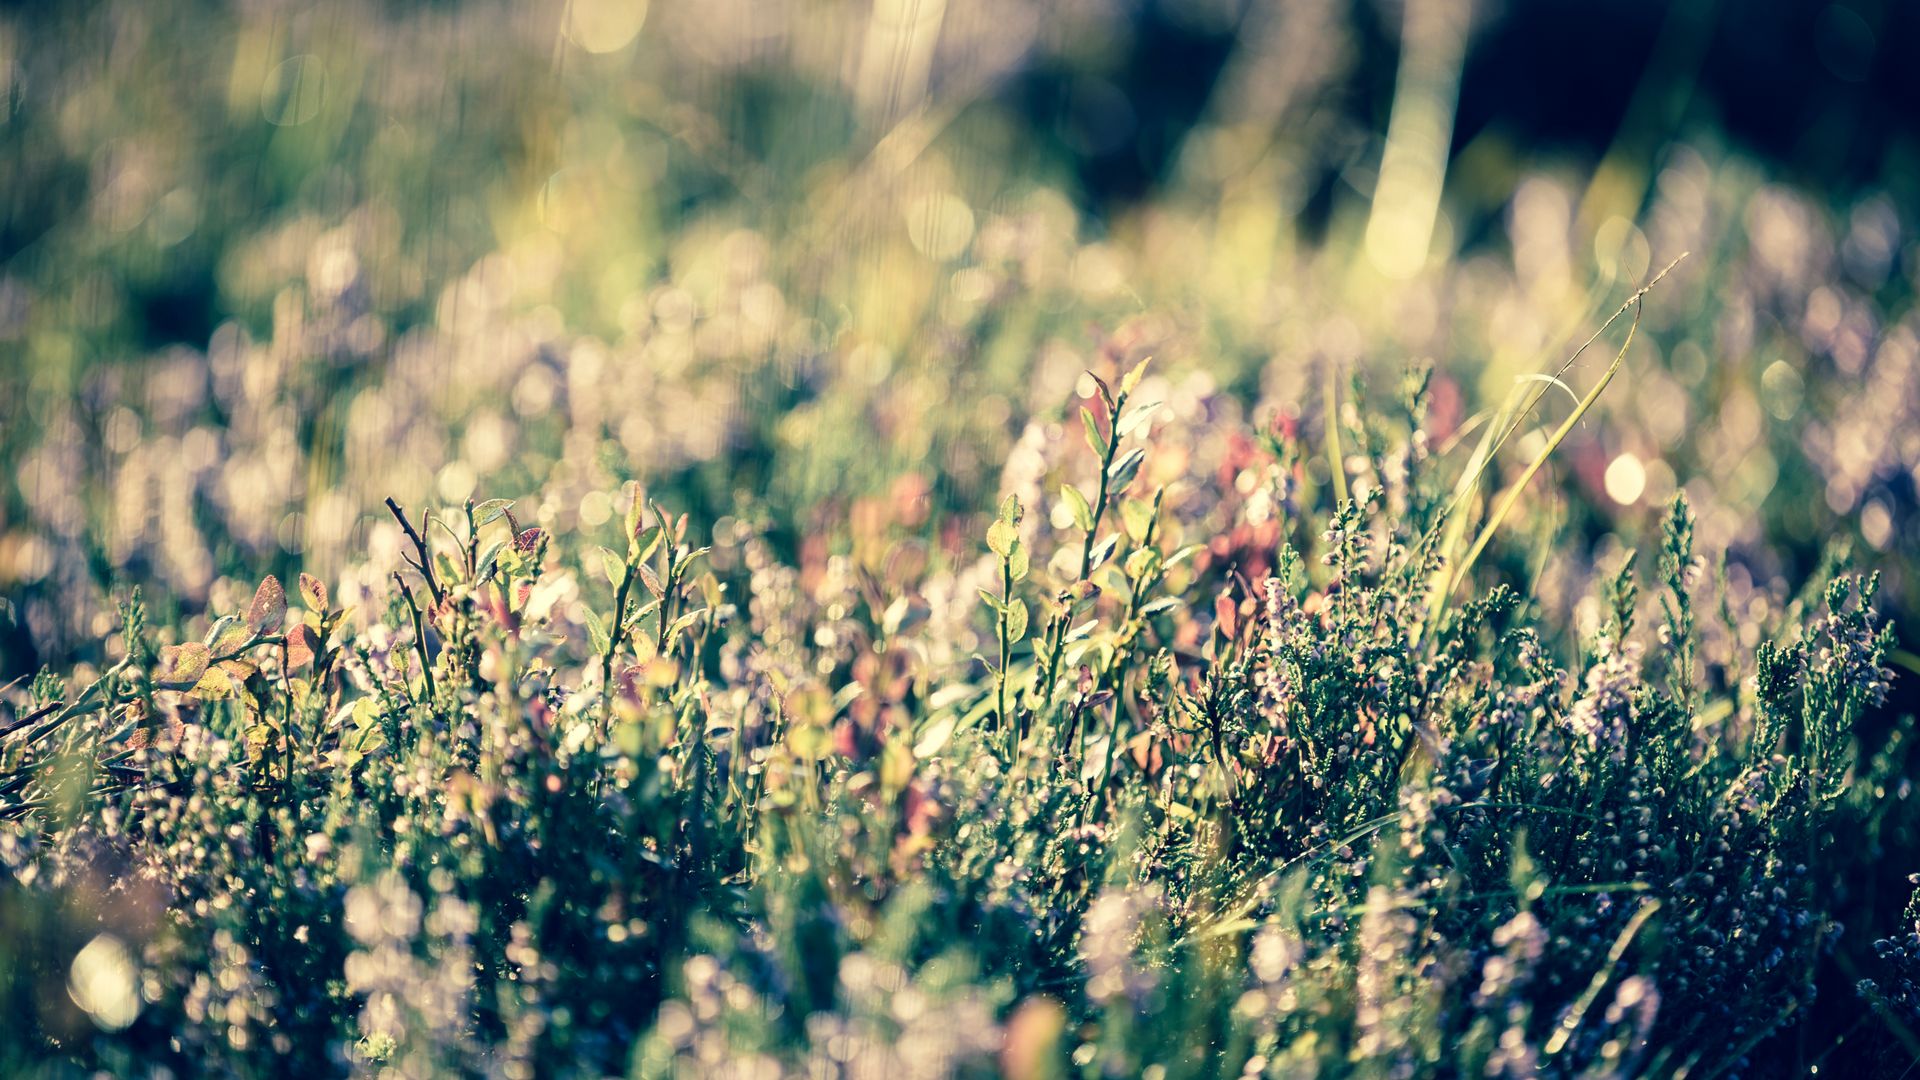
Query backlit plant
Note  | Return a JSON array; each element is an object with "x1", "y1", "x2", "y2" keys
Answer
[{"x1": 2, "y1": 296, "x2": 1911, "y2": 1075}]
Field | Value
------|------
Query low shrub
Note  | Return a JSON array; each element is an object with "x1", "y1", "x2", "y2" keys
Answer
[{"x1": 1, "y1": 356, "x2": 1910, "y2": 1078}]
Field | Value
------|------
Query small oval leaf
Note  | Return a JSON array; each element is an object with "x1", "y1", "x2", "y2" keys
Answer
[
  {"x1": 1005, "y1": 599, "x2": 1030, "y2": 643},
  {"x1": 1107, "y1": 446, "x2": 1147, "y2": 491},
  {"x1": 986, "y1": 519, "x2": 1018, "y2": 558},
  {"x1": 1008, "y1": 541, "x2": 1031, "y2": 583},
  {"x1": 472, "y1": 498, "x2": 515, "y2": 528},
  {"x1": 298, "y1": 572, "x2": 328, "y2": 614},
  {"x1": 155, "y1": 643, "x2": 211, "y2": 689},
  {"x1": 1062, "y1": 484, "x2": 1095, "y2": 532},
  {"x1": 246, "y1": 576, "x2": 286, "y2": 636},
  {"x1": 204, "y1": 615, "x2": 249, "y2": 656},
  {"x1": 1081, "y1": 406, "x2": 1106, "y2": 458},
  {"x1": 599, "y1": 546, "x2": 628, "y2": 588},
  {"x1": 284, "y1": 624, "x2": 318, "y2": 669}
]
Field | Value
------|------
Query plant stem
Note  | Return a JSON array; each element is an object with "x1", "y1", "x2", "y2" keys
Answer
[
  {"x1": 394, "y1": 572, "x2": 436, "y2": 703},
  {"x1": 1041, "y1": 389, "x2": 1131, "y2": 715},
  {"x1": 997, "y1": 557, "x2": 1013, "y2": 753},
  {"x1": 385, "y1": 497, "x2": 445, "y2": 606},
  {"x1": 601, "y1": 560, "x2": 636, "y2": 738}
]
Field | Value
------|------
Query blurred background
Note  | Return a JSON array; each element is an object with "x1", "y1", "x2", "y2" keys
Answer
[{"x1": 2, "y1": 0, "x2": 1918, "y2": 682}]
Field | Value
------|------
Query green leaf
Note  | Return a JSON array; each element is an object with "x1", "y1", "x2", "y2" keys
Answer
[
  {"x1": 1107, "y1": 446, "x2": 1147, "y2": 491},
  {"x1": 190, "y1": 664, "x2": 238, "y2": 700},
  {"x1": 1125, "y1": 547, "x2": 1162, "y2": 581},
  {"x1": 155, "y1": 643, "x2": 211, "y2": 689},
  {"x1": 1088, "y1": 532, "x2": 1120, "y2": 572},
  {"x1": 1004, "y1": 599, "x2": 1029, "y2": 643},
  {"x1": 475, "y1": 538, "x2": 509, "y2": 583},
  {"x1": 298, "y1": 572, "x2": 329, "y2": 614},
  {"x1": 913, "y1": 715, "x2": 957, "y2": 758},
  {"x1": 1119, "y1": 498, "x2": 1155, "y2": 545},
  {"x1": 1081, "y1": 406, "x2": 1106, "y2": 458},
  {"x1": 582, "y1": 608, "x2": 610, "y2": 657},
  {"x1": 472, "y1": 498, "x2": 515, "y2": 528},
  {"x1": 1164, "y1": 543, "x2": 1204, "y2": 571},
  {"x1": 631, "y1": 524, "x2": 663, "y2": 564},
  {"x1": 598, "y1": 546, "x2": 628, "y2": 588},
  {"x1": 1063, "y1": 639, "x2": 1098, "y2": 670},
  {"x1": 833, "y1": 681, "x2": 867, "y2": 711},
  {"x1": 1008, "y1": 541, "x2": 1031, "y2": 583},
  {"x1": 667, "y1": 609, "x2": 706, "y2": 644},
  {"x1": 998, "y1": 493, "x2": 1023, "y2": 525},
  {"x1": 978, "y1": 588, "x2": 1005, "y2": 615},
  {"x1": 623, "y1": 598, "x2": 662, "y2": 634},
  {"x1": 986, "y1": 518, "x2": 1018, "y2": 558},
  {"x1": 1062, "y1": 484, "x2": 1095, "y2": 532},
  {"x1": 623, "y1": 481, "x2": 646, "y2": 538},
  {"x1": 204, "y1": 616, "x2": 249, "y2": 656},
  {"x1": 244, "y1": 723, "x2": 274, "y2": 766},
  {"x1": 1118, "y1": 400, "x2": 1161, "y2": 438},
  {"x1": 1119, "y1": 355, "x2": 1152, "y2": 398}
]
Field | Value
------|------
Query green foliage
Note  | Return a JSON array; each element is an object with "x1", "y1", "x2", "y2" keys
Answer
[
  {"x1": 1, "y1": 8, "x2": 1918, "y2": 1074},
  {"x1": 1, "y1": 359, "x2": 1909, "y2": 1077}
]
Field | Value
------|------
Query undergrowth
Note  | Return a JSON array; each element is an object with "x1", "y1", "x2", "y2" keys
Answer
[{"x1": 0, "y1": 346, "x2": 1911, "y2": 1078}]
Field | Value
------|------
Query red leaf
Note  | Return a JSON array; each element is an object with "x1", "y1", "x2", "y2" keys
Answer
[
  {"x1": 246, "y1": 575, "x2": 286, "y2": 635},
  {"x1": 1215, "y1": 593, "x2": 1238, "y2": 642},
  {"x1": 284, "y1": 624, "x2": 317, "y2": 669}
]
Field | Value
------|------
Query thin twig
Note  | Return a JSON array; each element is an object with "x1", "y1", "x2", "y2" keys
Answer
[{"x1": 385, "y1": 497, "x2": 445, "y2": 606}]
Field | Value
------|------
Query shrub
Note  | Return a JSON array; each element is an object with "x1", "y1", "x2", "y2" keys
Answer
[{"x1": 1, "y1": 352, "x2": 1908, "y2": 1078}]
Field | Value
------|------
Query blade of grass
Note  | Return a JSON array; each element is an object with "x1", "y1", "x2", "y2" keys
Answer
[
  {"x1": 1440, "y1": 253, "x2": 1687, "y2": 534},
  {"x1": 1323, "y1": 363, "x2": 1348, "y2": 509},
  {"x1": 1422, "y1": 252, "x2": 1687, "y2": 627},
  {"x1": 1542, "y1": 897, "x2": 1661, "y2": 1058},
  {"x1": 1447, "y1": 300, "x2": 1643, "y2": 599},
  {"x1": 1418, "y1": 380, "x2": 1527, "y2": 642},
  {"x1": 1514, "y1": 371, "x2": 1582, "y2": 411}
]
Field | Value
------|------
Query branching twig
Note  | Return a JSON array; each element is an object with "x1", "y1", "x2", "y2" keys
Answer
[{"x1": 386, "y1": 497, "x2": 445, "y2": 606}]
